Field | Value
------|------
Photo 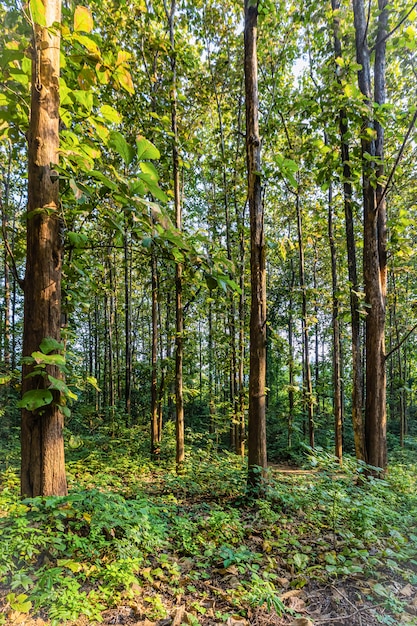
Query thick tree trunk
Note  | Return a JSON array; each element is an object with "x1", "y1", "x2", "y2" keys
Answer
[
  {"x1": 245, "y1": 0, "x2": 267, "y2": 487},
  {"x1": 352, "y1": 0, "x2": 387, "y2": 470},
  {"x1": 21, "y1": 0, "x2": 67, "y2": 497}
]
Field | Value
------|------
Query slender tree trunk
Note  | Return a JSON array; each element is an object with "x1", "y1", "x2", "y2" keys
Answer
[
  {"x1": 151, "y1": 244, "x2": 159, "y2": 458},
  {"x1": 288, "y1": 259, "x2": 295, "y2": 448},
  {"x1": 21, "y1": 0, "x2": 67, "y2": 497},
  {"x1": 353, "y1": 0, "x2": 388, "y2": 470},
  {"x1": 296, "y1": 192, "x2": 314, "y2": 449},
  {"x1": 245, "y1": 0, "x2": 267, "y2": 487},
  {"x1": 328, "y1": 185, "x2": 343, "y2": 463},
  {"x1": 124, "y1": 231, "x2": 132, "y2": 418},
  {"x1": 331, "y1": 0, "x2": 365, "y2": 461},
  {"x1": 165, "y1": 0, "x2": 184, "y2": 468}
]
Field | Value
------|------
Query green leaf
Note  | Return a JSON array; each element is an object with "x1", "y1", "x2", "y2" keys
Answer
[
  {"x1": 17, "y1": 389, "x2": 53, "y2": 411},
  {"x1": 100, "y1": 105, "x2": 122, "y2": 124},
  {"x1": 115, "y1": 66, "x2": 134, "y2": 94},
  {"x1": 136, "y1": 135, "x2": 160, "y2": 160},
  {"x1": 109, "y1": 131, "x2": 135, "y2": 165},
  {"x1": 140, "y1": 161, "x2": 159, "y2": 181},
  {"x1": 40, "y1": 337, "x2": 64, "y2": 354},
  {"x1": 74, "y1": 5, "x2": 93, "y2": 32},
  {"x1": 47, "y1": 375, "x2": 78, "y2": 400},
  {"x1": 31, "y1": 351, "x2": 66, "y2": 367},
  {"x1": 29, "y1": 0, "x2": 46, "y2": 26},
  {"x1": 86, "y1": 375, "x2": 101, "y2": 391}
]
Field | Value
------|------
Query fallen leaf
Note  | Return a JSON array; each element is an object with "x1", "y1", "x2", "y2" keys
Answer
[
  {"x1": 171, "y1": 605, "x2": 185, "y2": 626},
  {"x1": 227, "y1": 616, "x2": 249, "y2": 626},
  {"x1": 281, "y1": 589, "x2": 304, "y2": 600},
  {"x1": 400, "y1": 584, "x2": 414, "y2": 598},
  {"x1": 289, "y1": 619, "x2": 313, "y2": 626}
]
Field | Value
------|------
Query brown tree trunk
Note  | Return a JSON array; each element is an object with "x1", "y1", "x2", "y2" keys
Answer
[
  {"x1": 245, "y1": 0, "x2": 267, "y2": 488},
  {"x1": 296, "y1": 192, "x2": 314, "y2": 449},
  {"x1": 328, "y1": 184, "x2": 343, "y2": 463},
  {"x1": 165, "y1": 0, "x2": 184, "y2": 468},
  {"x1": 21, "y1": 0, "x2": 67, "y2": 497},
  {"x1": 151, "y1": 243, "x2": 159, "y2": 458},
  {"x1": 124, "y1": 230, "x2": 132, "y2": 418},
  {"x1": 331, "y1": 0, "x2": 365, "y2": 461},
  {"x1": 352, "y1": 0, "x2": 388, "y2": 470}
]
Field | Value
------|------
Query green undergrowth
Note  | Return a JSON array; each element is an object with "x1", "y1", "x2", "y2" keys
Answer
[{"x1": 1, "y1": 431, "x2": 417, "y2": 625}]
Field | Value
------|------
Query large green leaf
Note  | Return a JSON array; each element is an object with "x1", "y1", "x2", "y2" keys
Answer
[
  {"x1": 136, "y1": 136, "x2": 160, "y2": 160},
  {"x1": 47, "y1": 375, "x2": 78, "y2": 400},
  {"x1": 29, "y1": 0, "x2": 46, "y2": 26},
  {"x1": 17, "y1": 390, "x2": 53, "y2": 411},
  {"x1": 31, "y1": 351, "x2": 66, "y2": 367},
  {"x1": 74, "y1": 5, "x2": 93, "y2": 32},
  {"x1": 40, "y1": 337, "x2": 64, "y2": 355},
  {"x1": 109, "y1": 131, "x2": 135, "y2": 165}
]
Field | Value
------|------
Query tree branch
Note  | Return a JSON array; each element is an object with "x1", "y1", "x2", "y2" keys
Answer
[
  {"x1": 375, "y1": 108, "x2": 417, "y2": 213},
  {"x1": 385, "y1": 322, "x2": 417, "y2": 360},
  {"x1": 370, "y1": 2, "x2": 417, "y2": 52}
]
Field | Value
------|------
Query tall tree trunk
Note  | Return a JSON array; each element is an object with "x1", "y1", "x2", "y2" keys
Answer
[
  {"x1": 288, "y1": 259, "x2": 295, "y2": 448},
  {"x1": 328, "y1": 185, "x2": 343, "y2": 463},
  {"x1": 21, "y1": 0, "x2": 67, "y2": 497},
  {"x1": 151, "y1": 243, "x2": 159, "y2": 458},
  {"x1": 124, "y1": 230, "x2": 132, "y2": 418},
  {"x1": 165, "y1": 0, "x2": 184, "y2": 468},
  {"x1": 245, "y1": 0, "x2": 267, "y2": 487},
  {"x1": 352, "y1": 0, "x2": 388, "y2": 470},
  {"x1": 296, "y1": 192, "x2": 314, "y2": 449},
  {"x1": 331, "y1": 0, "x2": 365, "y2": 461}
]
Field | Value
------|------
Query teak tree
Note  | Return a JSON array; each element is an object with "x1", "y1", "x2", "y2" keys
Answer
[
  {"x1": 245, "y1": 0, "x2": 267, "y2": 488},
  {"x1": 20, "y1": 0, "x2": 67, "y2": 497},
  {"x1": 352, "y1": 0, "x2": 388, "y2": 470}
]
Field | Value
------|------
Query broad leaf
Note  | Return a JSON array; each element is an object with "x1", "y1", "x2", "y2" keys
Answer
[
  {"x1": 74, "y1": 5, "x2": 93, "y2": 32},
  {"x1": 31, "y1": 351, "x2": 66, "y2": 367},
  {"x1": 17, "y1": 389, "x2": 53, "y2": 411},
  {"x1": 109, "y1": 131, "x2": 135, "y2": 165},
  {"x1": 100, "y1": 105, "x2": 122, "y2": 124},
  {"x1": 136, "y1": 135, "x2": 160, "y2": 160},
  {"x1": 29, "y1": 0, "x2": 46, "y2": 26},
  {"x1": 40, "y1": 337, "x2": 64, "y2": 354},
  {"x1": 48, "y1": 375, "x2": 78, "y2": 400}
]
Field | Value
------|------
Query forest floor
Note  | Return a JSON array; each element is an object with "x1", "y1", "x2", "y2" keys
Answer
[{"x1": 1, "y1": 432, "x2": 417, "y2": 626}]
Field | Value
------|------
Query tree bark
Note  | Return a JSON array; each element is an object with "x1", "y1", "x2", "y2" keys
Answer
[
  {"x1": 21, "y1": 0, "x2": 67, "y2": 497},
  {"x1": 245, "y1": 0, "x2": 267, "y2": 488},
  {"x1": 331, "y1": 0, "x2": 365, "y2": 461},
  {"x1": 296, "y1": 192, "x2": 314, "y2": 449},
  {"x1": 151, "y1": 243, "x2": 159, "y2": 458},
  {"x1": 328, "y1": 184, "x2": 343, "y2": 463},
  {"x1": 352, "y1": 0, "x2": 388, "y2": 470},
  {"x1": 165, "y1": 0, "x2": 185, "y2": 468}
]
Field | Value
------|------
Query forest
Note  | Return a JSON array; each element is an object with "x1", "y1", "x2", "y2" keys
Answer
[{"x1": 1, "y1": 0, "x2": 417, "y2": 624}]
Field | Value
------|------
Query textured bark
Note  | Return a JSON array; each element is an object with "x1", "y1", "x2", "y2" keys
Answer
[
  {"x1": 296, "y1": 193, "x2": 314, "y2": 449},
  {"x1": 21, "y1": 0, "x2": 67, "y2": 497},
  {"x1": 352, "y1": 0, "x2": 387, "y2": 470},
  {"x1": 165, "y1": 0, "x2": 184, "y2": 468},
  {"x1": 328, "y1": 185, "x2": 343, "y2": 463},
  {"x1": 245, "y1": 0, "x2": 267, "y2": 487},
  {"x1": 124, "y1": 231, "x2": 132, "y2": 417},
  {"x1": 151, "y1": 246, "x2": 159, "y2": 458},
  {"x1": 331, "y1": 0, "x2": 365, "y2": 461}
]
